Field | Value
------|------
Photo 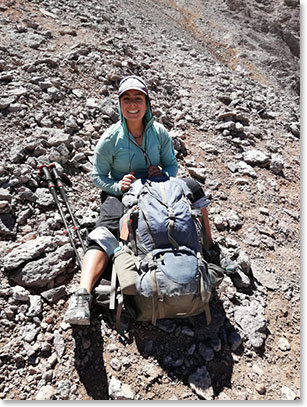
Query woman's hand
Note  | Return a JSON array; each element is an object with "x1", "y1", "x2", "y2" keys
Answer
[
  {"x1": 120, "y1": 172, "x2": 136, "y2": 191},
  {"x1": 148, "y1": 165, "x2": 163, "y2": 178}
]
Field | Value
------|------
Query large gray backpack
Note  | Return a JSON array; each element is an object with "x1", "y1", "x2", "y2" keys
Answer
[{"x1": 95, "y1": 177, "x2": 224, "y2": 327}]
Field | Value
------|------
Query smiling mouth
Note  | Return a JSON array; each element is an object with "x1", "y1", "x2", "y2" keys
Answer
[{"x1": 127, "y1": 110, "x2": 139, "y2": 114}]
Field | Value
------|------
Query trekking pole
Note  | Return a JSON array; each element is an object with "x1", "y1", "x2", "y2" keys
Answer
[
  {"x1": 37, "y1": 164, "x2": 83, "y2": 269},
  {"x1": 48, "y1": 163, "x2": 86, "y2": 254}
]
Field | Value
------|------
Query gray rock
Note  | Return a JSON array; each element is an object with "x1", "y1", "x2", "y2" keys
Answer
[
  {"x1": 228, "y1": 161, "x2": 257, "y2": 177},
  {"x1": 198, "y1": 342, "x2": 214, "y2": 361},
  {"x1": 12, "y1": 285, "x2": 30, "y2": 301},
  {"x1": 289, "y1": 123, "x2": 300, "y2": 138},
  {"x1": 270, "y1": 153, "x2": 284, "y2": 174},
  {"x1": 216, "y1": 121, "x2": 236, "y2": 131},
  {"x1": 110, "y1": 357, "x2": 121, "y2": 371},
  {"x1": 187, "y1": 167, "x2": 207, "y2": 182},
  {"x1": 23, "y1": 342, "x2": 36, "y2": 357},
  {"x1": 47, "y1": 86, "x2": 63, "y2": 101},
  {"x1": 250, "y1": 260, "x2": 278, "y2": 290},
  {"x1": 35, "y1": 188, "x2": 55, "y2": 207},
  {"x1": 19, "y1": 187, "x2": 37, "y2": 203},
  {"x1": 199, "y1": 142, "x2": 219, "y2": 154},
  {"x1": 86, "y1": 97, "x2": 100, "y2": 108},
  {"x1": 0, "y1": 96, "x2": 15, "y2": 109},
  {"x1": 57, "y1": 380, "x2": 72, "y2": 400},
  {"x1": 108, "y1": 376, "x2": 134, "y2": 400},
  {"x1": 22, "y1": 323, "x2": 40, "y2": 342},
  {"x1": 206, "y1": 177, "x2": 222, "y2": 190},
  {"x1": 64, "y1": 116, "x2": 79, "y2": 134},
  {"x1": 242, "y1": 149, "x2": 270, "y2": 167},
  {"x1": 224, "y1": 209, "x2": 243, "y2": 230},
  {"x1": 9, "y1": 145, "x2": 25, "y2": 163},
  {"x1": 209, "y1": 337, "x2": 222, "y2": 352},
  {"x1": 33, "y1": 127, "x2": 71, "y2": 147},
  {"x1": 8, "y1": 243, "x2": 74, "y2": 288},
  {"x1": 47, "y1": 352, "x2": 58, "y2": 369},
  {"x1": 42, "y1": 370, "x2": 54, "y2": 383},
  {"x1": 244, "y1": 233, "x2": 261, "y2": 247},
  {"x1": 213, "y1": 214, "x2": 228, "y2": 231},
  {"x1": 0, "y1": 71, "x2": 14, "y2": 81},
  {"x1": 236, "y1": 251, "x2": 251, "y2": 274},
  {"x1": 8, "y1": 87, "x2": 27, "y2": 97},
  {"x1": 281, "y1": 386, "x2": 297, "y2": 400},
  {"x1": 38, "y1": 80, "x2": 53, "y2": 90},
  {"x1": 48, "y1": 144, "x2": 70, "y2": 164},
  {"x1": 228, "y1": 330, "x2": 243, "y2": 351},
  {"x1": 27, "y1": 295, "x2": 43, "y2": 316},
  {"x1": 231, "y1": 269, "x2": 251, "y2": 289},
  {"x1": 156, "y1": 319, "x2": 176, "y2": 333},
  {"x1": 41, "y1": 285, "x2": 67, "y2": 303},
  {"x1": 0, "y1": 188, "x2": 12, "y2": 202},
  {"x1": 54, "y1": 330, "x2": 66, "y2": 359},
  {"x1": 234, "y1": 301, "x2": 267, "y2": 349},
  {"x1": 98, "y1": 98, "x2": 118, "y2": 122},
  {"x1": 181, "y1": 326, "x2": 195, "y2": 337},
  {"x1": 35, "y1": 385, "x2": 55, "y2": 400},
  {"x1": 3, "y1": 236, "x2": 57, "y2": 271},
  {"x1": 72, "y1": 89, "x2": 84, "y2": 98},
  {"x1": 277, "y1": 337, "x2": 291, "y2": 351},
  {"x1": 188, "y1": 366, "x2": 213, "y2": 400}
]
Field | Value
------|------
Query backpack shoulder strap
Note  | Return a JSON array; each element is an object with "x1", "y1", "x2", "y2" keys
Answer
[{"x1": 159, "y1": 182, "x2": 179, "y2": 250}]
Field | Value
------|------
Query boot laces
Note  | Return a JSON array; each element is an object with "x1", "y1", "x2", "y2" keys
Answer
[{"x1": 76, "y1": 293, "x2": 89, "y2": 307}]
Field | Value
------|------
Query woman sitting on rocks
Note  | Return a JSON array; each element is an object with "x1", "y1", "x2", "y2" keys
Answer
[{"x1": 64, "y1": 75, "x2": 212, "y2": 326}]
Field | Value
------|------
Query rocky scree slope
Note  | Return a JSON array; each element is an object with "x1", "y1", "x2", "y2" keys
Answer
[{"x1": 0, "y1": 0, "x2": 300, "y2": 401}]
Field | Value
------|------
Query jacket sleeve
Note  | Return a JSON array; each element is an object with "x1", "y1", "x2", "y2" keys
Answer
[
  {"x1": 92, "y1": 132, "x2": 123, "y2": 196},
  {"x1": 158, "y1": 126, "x2": 178, "y2": 177}
]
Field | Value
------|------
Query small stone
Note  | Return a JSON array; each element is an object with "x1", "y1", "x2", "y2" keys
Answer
[
  {"x1": 281, "y1": 386, "x2": 297, "y2": 400},
  {"x1": 57, "y1": 380, "x2": 72, "y2": 400},
  {"x1": 108, "y1": 376, "x2": 134, "y2": 400},
  {"x1": 255, "y1": 384, "x2": 266, "y2": 394},
  {"x1": 110, "y1": 357, "x2": 121, "y2": 371},
  {"x1": 12, "y1": 286, "x2": 30, "y2": 302},
  {"x1": 72, "y1": 89, "x2": 84, "y2": 98},
  {"x1": 54, "y1": 330, "x2": 65, "y2": 358},
  {"x1": 278, "y1": 337, "x2": 291, "y2": 351},
  {"x1": 217, "y1": 391, "x2": 231, "y2": 400},
  {"x1": 188, "y1": 366, "x2": 213, "y2": 400},
  {"x1": 252, "y1": 364, "x2": 264, "y2": 376},
  {"x1": 198, "y1": 342, "x2": 214, "y2": 361},
  {"x1": 106, "y1": 344, "x2": 118, "y2": 353},
  {"x1": 35, "y1": 385, "x2": 55, "y2": 400}
]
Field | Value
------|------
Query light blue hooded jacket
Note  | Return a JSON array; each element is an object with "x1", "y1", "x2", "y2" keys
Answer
[{"x1": 92, "y1": 97, "x2": 178, "y2": 196}]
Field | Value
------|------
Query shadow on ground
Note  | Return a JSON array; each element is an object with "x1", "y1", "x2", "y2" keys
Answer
[
  {"x1": 126, "y1": 299, "x2": 242, "y2": 398},
  {"x1": 71, "y1": 323, "x2": 109, "y2": 400}
]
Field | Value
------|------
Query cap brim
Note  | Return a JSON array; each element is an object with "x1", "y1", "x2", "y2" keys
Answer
[{"x1": 118, "y1": 86, "x2": 148, "y2": 97}]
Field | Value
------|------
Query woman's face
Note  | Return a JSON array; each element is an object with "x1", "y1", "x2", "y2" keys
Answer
[{"x1": 120, "y1": 89, "x2": 147, "y2": 124}]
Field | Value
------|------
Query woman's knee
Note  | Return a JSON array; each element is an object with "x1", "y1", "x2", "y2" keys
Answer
[{"x1": 87, "y1": 226, "x2": 119, "y2": 258}]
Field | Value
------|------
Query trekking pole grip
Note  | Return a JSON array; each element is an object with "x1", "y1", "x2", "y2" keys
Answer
[
  {"x1": 49, "y1": 163, "x2": 61, "y2": 184},
  {"x1": 38, "y1": 164, "x2": 56, "y2": 190}
]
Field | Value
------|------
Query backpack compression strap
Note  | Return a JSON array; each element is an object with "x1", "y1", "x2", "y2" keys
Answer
[
  {"x1": 159, "y1": 182, "x2": 179, "y2": 250},
  {"x1": 147, "y1": 252, "x2": 163, "y2": 325},
  {"x1": 198, "y1": 253, "x2": 212, "y2": 325}
]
